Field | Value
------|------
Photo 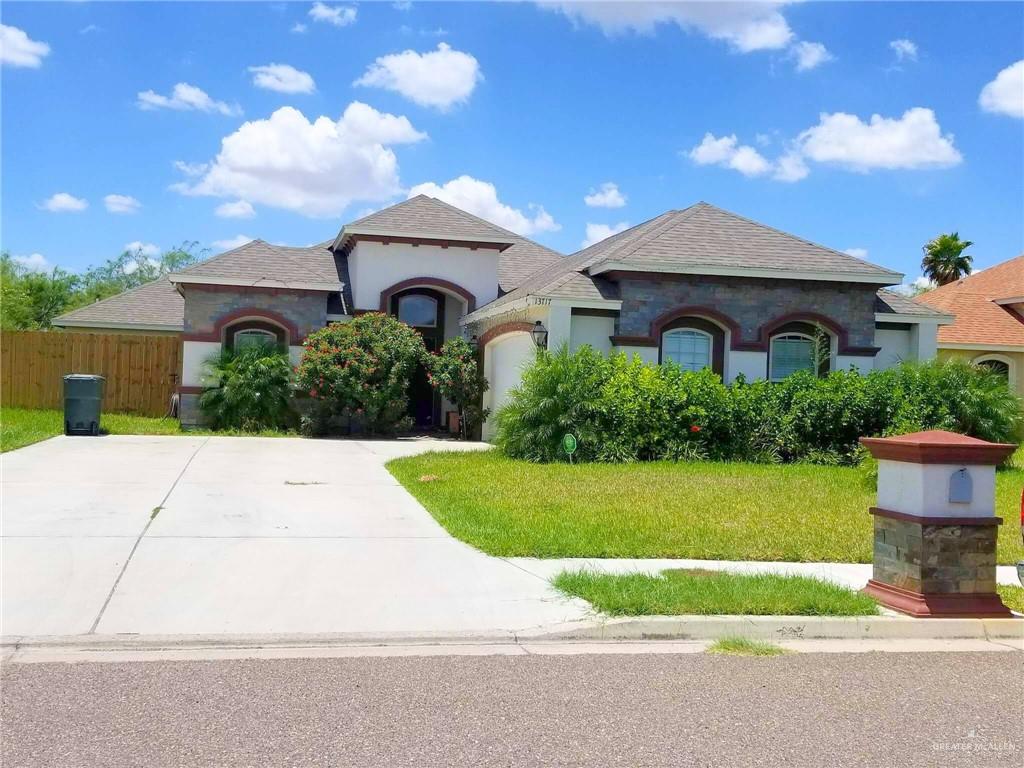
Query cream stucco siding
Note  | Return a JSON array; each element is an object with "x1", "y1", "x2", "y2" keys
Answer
[
  {"x1": 569, "y1": 314, "x2": 614, "y2": 354},
  {"x1": 482, "y1": 331, "x2": 536, "y2": 440},
  {"x1": 181, "y1": 341, "x2": 221, "y2": 387},
  {"x1": 347, "y1": 241, "x2": 499, "y2": 311},
  {"x1": 874, "y1": 327, "x2": 914, "y2": 369}
]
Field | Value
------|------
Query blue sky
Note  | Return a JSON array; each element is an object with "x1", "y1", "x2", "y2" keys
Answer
[{"x1": 2, "y1": 1, "x2": 1022, "y2": 287}]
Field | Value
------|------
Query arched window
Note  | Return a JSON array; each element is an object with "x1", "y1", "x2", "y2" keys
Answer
[
  {"x1": 768, "y1": 322, "x2": 833, "y2": 381},
  {"x1": 661, "y1": 328, "x2": 712, "y2": 372},
  {"x1": 233, "y1": 328, "x2": 277, "y2": 351},
  {"x1": 397, "y1": 294, "x2": 438, "y2": 327},
  {"x1": 974, "y1": 355, "x2": 1013, "y2": 386}
]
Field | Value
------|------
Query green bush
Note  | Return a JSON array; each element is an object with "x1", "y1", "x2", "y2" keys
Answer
[
  {"x1": 495, "y1": 347, "x2": 1023, "y2": 464},
  {"x1": 427, "y1": 336, "x2": 489, "y2": 439},
  {"x1": 198, "y1": 342, "x2": 294, "y2": 431},
  {"x1": 295, "y1": 313, "x2": 426, "y2": 435}
]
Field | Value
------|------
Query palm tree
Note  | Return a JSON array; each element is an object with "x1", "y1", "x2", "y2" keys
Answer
[{"x1": 921, "y1": 232, "x2": 974, "y2": 286}]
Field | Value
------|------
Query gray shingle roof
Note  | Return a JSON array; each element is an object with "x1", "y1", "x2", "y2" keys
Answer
[
  {"x1": 52, "y1": 277, "x2": 184, "y2": 330},
  {"x1": 176, "y1": 239, "x2": 342, "y2": 287},
  {"x1": 466, "y1": 203, "x2": 905, "y2": 321},
  {"x1": 340, "y1": 195, "x2": 562, "y2": 294},
  {"x1": 875, "y1": 288, "x2": 954, "y2": 318},
  {"x1": 586, "y1": 203, "x2": 902, "y2": 280}
]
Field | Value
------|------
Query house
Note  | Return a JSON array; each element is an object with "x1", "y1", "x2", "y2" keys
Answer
[
  {"x1": 915, "y1": 253, "x2": 1024, "y2": 395},
  {"x1": 53, "y1": 197, "x2": 950, "y2": 435}
]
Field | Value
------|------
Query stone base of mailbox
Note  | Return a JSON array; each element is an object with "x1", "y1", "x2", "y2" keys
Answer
[{"x1": 864, "y1": 507, "x2": 1012, "y2": 618}]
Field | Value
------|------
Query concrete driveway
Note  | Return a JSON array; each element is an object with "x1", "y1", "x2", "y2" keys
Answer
[{"x1": 1, "y1": 436, "x2": 588, "y2": 638}]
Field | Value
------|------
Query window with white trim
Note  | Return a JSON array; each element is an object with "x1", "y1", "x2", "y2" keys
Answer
[
  {"x1": 661, "y1": 329, "x2": 712, "y2": 372},
  {"x1": 769, "y1": 333, "x2": 816, "y2": 381},
  {"x1": 233, "y1": 328, "x2": 277, "y2": 351}
]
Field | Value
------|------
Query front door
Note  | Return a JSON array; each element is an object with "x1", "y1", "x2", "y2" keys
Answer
[{"x1": 390, "y1": 288, "x2": 446, "y2": 429}]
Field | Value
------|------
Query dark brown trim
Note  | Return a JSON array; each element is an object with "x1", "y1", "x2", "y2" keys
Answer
[
  {"x1": 571, "y1": 308, "x2": 619, "y2": 318},
  {"x1": 178, "y1": 385, "x2": 204, "y2": 395},
  {"x1": 182, "y1": 283, "x2": 330, "y2": 296},
  {"x1": 183, "y1": 307, "x2": 303, "y2": 344},
  {"x1": 480, "y1": 321, "x2": 534, "y2": 347},
  {"x1": 341, "y1": 233, "x2": 511, "y2": 256},
  {"x1": 863, "y1": 580, "x2": 1013, "y2": 618},
  {"x1": 610, "y1": 335, "x2": 658, "y2": 347},
  {"x1": 860, "y1": 435, "x2": 1017, "y2": 465},
  {"x1": 869, "y1": 507, "x2": 1003, "y2": 527},
  {"x1": 650, "y1": 305, "x2": 741, "y2": 343},
  {"x1": 378, "y1": 277, "x2": 476, "y2": 313}
]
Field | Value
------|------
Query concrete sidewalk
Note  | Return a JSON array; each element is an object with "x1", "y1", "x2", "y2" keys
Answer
[{"x1": 1, "y1": 436, "x2": 588, "y2": 637}]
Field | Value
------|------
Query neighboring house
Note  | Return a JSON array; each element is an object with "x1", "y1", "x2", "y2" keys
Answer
[
  {"x1": 52, "y1": 197, "x2": 950, "y2": 435},
  {"x1": 916, "y1": 253, "x2": 1024, "y2": 395}
]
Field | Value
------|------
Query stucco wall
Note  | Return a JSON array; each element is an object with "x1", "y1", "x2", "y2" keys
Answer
[
  {"x1": 348, "y1": 241, "x2": 499, "y2": 311},
  {"x1": 569, "y1": 313, "x2": 614, "y2": 354},
  {"x1": 615, "y1": 275, "x2": 880, "y2": 351},
  {"x1": 183, "y1": 286, "x2": 328, "y2": 340}
]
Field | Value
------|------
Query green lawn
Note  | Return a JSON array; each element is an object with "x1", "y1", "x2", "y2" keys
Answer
[
  {"x1": 553, "y1": 568, "x2": 880, "y2": 616},
  {"x1": 998, "y1": 584, "x2": 1024, "y2": 614},
  {"x1": 387, "y1": 450, "x2": 1024, "y2": 564},
  {"x1": 0, "y1": 407, "x2": 291, "y2": 452}
]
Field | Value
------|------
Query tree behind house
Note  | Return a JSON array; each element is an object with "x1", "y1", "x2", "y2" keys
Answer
[{"x1": 921, "y1": 232, "x2": 973, "y2": 286}]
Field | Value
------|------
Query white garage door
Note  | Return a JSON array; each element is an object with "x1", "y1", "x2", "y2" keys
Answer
[{"x1": 483, "y1": 332, "x2": 535, "y2": 440}]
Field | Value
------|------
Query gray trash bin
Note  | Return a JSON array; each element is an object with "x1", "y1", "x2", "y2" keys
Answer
[{"x1": 63, "y1": 374, "x2": 105, "y2": 436}]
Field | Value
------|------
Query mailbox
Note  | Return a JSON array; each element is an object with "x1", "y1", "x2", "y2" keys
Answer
[{"x1": 859, "y1": 430, "x2": 1016, "y2": 618}]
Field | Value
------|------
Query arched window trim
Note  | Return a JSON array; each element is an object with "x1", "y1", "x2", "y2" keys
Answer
[
  {"x1": 972, "y1": 353, "x2": 1016, "y2": 388},
  {"x1": 397, "y1": 293, "x2": 439, "y2": 328},
  {"x1": 661, "y1": 327, "x2": 714, "y2": 373},
  {"x1": 770, "y1": 331, "x2": 818, "y2": 382},
  {"x1": 233, "y1": 328, "x2": 277, "y2": 350},
  {"x1": 222, "y1": 317, "x2": 289, "y2": 350}
]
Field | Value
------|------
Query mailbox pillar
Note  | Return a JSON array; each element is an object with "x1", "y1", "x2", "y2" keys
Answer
[{"x1": 859, "y1": 430, "x2": 1016, "y2": 618}]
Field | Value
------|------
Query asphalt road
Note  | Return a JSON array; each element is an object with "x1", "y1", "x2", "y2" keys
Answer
[{"x1": 3, "y1": 651, "x2": 1021, "y2": 767}]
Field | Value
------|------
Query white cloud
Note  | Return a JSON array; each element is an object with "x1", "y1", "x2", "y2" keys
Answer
[
  {"x1": 541, "y1": 1, "x2": 793, "y2": 52},
  {"x1": 582, "y1": 222, "x2": 629, "y2": 248},
  {"x1": 309, "y1": 3, "x2": 357, "y2": 27},
  {"x1": 691, "y1": 108, "x2": 961, "y2": 182},
  {"x1": 792, "y1": 41, "x2": 833, "y2": 71},
  {"x1": 80, "y1": 24, "x2": 101, "y2": 35},
  {"x1": 584, "y1": 182, "x2": 627, "y2": 208},
  {"x1": 355, "y1": 43, "x2": 481, "y2": 110},
  {"x1": 212, "y1": 235, "x2": 254, "y2": 251},
  {"x1": 843, "y1": 248, "x2": 869, "y2": 260},
  {"x1": 176, "y1": 103, "x2": 426, "y2": 218},
  {"x1": 796, "y1": 108, "x2": 962, "y2": 171},
  {"x1": 291, "y1": 22, "x2": 308, "y2": 34},
  {"x1": 408, "y1": 175, "x2": 561, "y2": 236},
  {"x1": 13, "y1": 253, "x2": 50, "y2": 272},
  {"x1": 0, "y1": 24, "x2": 50, "y2": 68},
  {"x1": 39, "y1": 192, "x2": 88, "y2": 213},
  {"x1": 772, "y1": 150, "x2": 808, "y2": 182},
  {"x1": 394, "y1": 1, "x2": 413, "y2": 10},
  {"x1": 137, "y1": 83, "x2": 240, "y2": 116},
  {"x1": 889, "y1": 38, "x2": 918, "y2": 63},
  {"x1": 174, "y1": 160, "x2": 209, "y2": 177},
  {"x1": 104, "y1": 194, "x2": 141, "y2": 214},
  {"x1": 688, "y1": 133, "x2": 772, "y2": 177},
  {"x1": 215, "y1": 200, "x2": 256, "y2": 219},
  {"x1": 123, "y1": 241, "x2": 160, "y2": 258},
  {"x1": 979, "y1": 60, "x2": 1024, "y2": 119},
  {"x1": 249, "y1": 63, "x2": 316, "y2": 94},
  {"x1": 892, "y1": 276, "x2": 935, "y2": 296}
]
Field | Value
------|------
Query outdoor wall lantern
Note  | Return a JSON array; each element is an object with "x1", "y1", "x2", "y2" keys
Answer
[{"x1": 531, "y1": 321, "x2": 549, "y2": 349}]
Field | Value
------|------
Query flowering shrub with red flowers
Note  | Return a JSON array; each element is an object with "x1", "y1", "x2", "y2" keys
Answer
[{"x1": 295, "y1": 313, "x2": 426, "y2": 435}]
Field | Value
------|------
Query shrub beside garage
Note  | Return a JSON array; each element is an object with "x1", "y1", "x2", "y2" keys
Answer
[{"x1": 496, "y1": 346, "x2": 1023, "y2": 464}]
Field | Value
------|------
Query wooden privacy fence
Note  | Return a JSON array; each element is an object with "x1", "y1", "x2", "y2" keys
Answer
[{"x1": 1, "y1": 331, "x2": 181, "y2": 416}]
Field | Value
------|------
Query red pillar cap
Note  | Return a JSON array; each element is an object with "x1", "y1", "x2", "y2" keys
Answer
[{"x1": 859, "y1": 430, "x2": 1017, "y2": 465}]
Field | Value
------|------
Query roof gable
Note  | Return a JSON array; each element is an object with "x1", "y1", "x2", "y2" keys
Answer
[
  {"x1": 172, "y1": 239, "x2": 343, "y2": 290},
  {"x1": 336, "y1": 195, "x2": 517, "y2": 248},
  {"x1": 586, "y1": 203, "x2": 902, "y2": 283}
]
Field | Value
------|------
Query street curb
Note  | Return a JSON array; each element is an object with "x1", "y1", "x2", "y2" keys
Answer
[{"x1": 2, "y1": 615, "x2": 1020, "y2": 652}]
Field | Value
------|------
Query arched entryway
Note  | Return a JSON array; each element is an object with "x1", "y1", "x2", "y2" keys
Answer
[{"x1": 390, "y1": 287, "x2": 447, "y2": 428}]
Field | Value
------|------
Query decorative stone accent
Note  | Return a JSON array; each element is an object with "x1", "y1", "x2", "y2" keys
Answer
[
  {"x1": 860, "y1": 430, "x2": 1017, "y2": 618},
  {"x1": 183, "y1": 286, "x2": 328, "y2": 340}
]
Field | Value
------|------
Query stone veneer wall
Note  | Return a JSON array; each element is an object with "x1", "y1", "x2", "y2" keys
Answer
[
  {"x1": 183, "y1": 286, "x2": 329, "y2": 340},
  {"x1": 872, "y1": 515, "x2": 998, "y2": 594},
  {"x1": 616, "y1": 275, "x2": 880, "y2": 349}
]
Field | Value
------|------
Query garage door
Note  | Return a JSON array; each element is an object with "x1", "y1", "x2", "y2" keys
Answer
[{"x1": 483, "y1": 332, "x2": 535, "y2": 440}]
